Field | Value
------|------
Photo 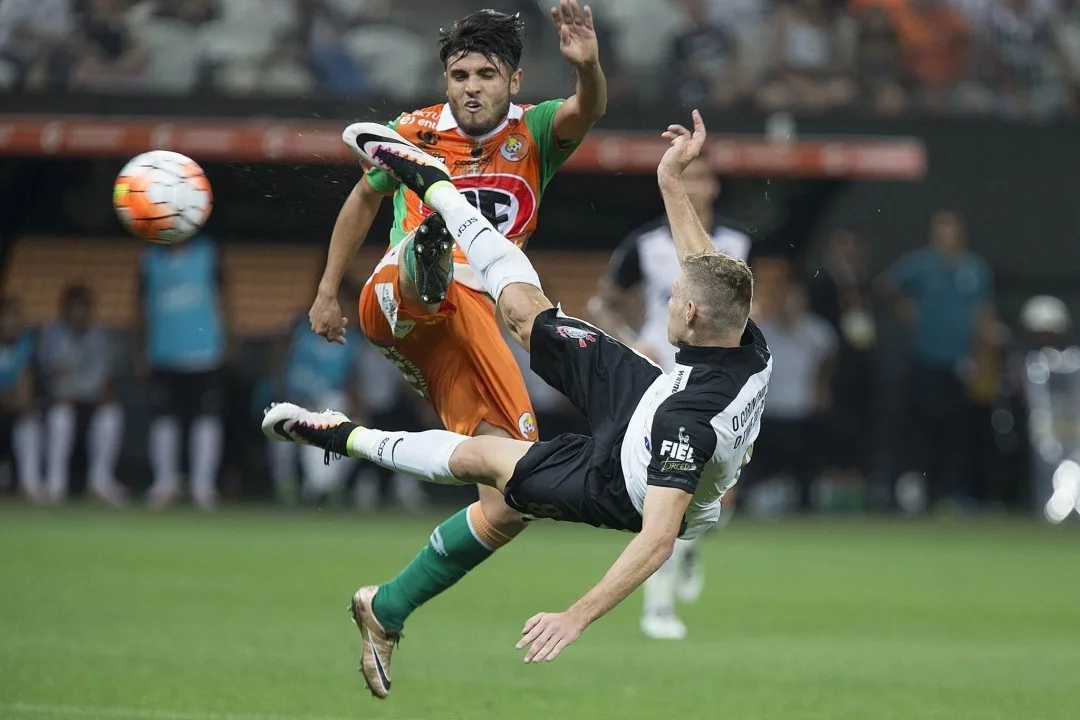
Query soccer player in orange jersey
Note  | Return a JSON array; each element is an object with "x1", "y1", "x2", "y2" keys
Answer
[{"x1": 306, "y1": 3, "x2": 606, "y2": 698}]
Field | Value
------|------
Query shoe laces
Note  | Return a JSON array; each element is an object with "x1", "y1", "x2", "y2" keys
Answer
[{"x1": 321, "y1": 422, "x2": 350, "y2": 467}]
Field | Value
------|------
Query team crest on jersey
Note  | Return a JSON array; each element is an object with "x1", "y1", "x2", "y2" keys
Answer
[
  {"x1": 426, "y1": 173, "x2": 537, "y2": 237},
  {"x1": 556, "y1": 325, "x2": 597, "y2": 348},
  {"x1": 500, "y1": 134, "x2": 529, "y2": 162},
  {"x1": 518, "y1": 411, "x2": 537, "y2": 439}
]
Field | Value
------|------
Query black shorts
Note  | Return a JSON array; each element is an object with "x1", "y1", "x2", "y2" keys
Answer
[
  {"x1": 503, "y1": 308, "x2": 661, "y2": 531},
  {"x1": 150, "y1": 370, "x2": 223, "y2": 421}
]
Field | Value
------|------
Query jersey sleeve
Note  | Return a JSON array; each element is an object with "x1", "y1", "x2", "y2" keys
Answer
[
  {"x1": 607, "y1": 232, "x2": 644, "y2": 289},
  {"x1": 523, "y1": 99, "x2": 583, "y2": 191},
  {"x1": 364, "y1": 115, "x2": 404, "y2": 196},
  {"x1": 646, "y1": 406, "x2": 718, "y2": 495}
]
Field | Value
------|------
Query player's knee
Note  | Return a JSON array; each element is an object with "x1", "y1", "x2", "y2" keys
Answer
[
  {"x1": 475, "y1": 492, "x2": 527, "y2": 538},
  {"x1": 447, "y1": 438, "x2": 490, "y2": 481}
]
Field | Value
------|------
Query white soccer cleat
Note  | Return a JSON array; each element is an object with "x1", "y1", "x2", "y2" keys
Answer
[
  {"x1": 640, "y1": 611, "x2": 687, "y2": 641},
  {"x1": 261, "y1": 402, "x2": 354, "y2": 450},
  {"x1": 341, "y1": 122, "x2": 451, "y2": 198}
]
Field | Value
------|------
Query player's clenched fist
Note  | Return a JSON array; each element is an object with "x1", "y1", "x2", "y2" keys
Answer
[
  {"x1": 309, "y1": 291, "x2": 348, "y2": 344},
  {"x1": 516, "y1": 611, "x2": 586, "y2": 663}
]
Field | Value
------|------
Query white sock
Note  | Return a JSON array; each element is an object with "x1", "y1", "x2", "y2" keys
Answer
[
  {"x1": 391, "y1": 472, "x2": 427, "y2": 512},
  {"x1": 149, "y1": 415, "x2": 181, "y2": 496},
  {"x1": 267, "y1": 436, "x2": 296, "y2": 492},
  {"x1": 643, "y1": 554, "x2": 678, "y2": 616},
  {"x1": 45, "y1": 403, "x2": 76, "y2": 501},
  {"x1": 190, "y1": 415, "x2": 222, "y2": 505},
  {"x1": 672, "y1": 536, "x2": 697, "y2": 562},
  {"x1": 426, "y1": 184, "x2": 542, "y2": 301},
  {"x1": 716, "y1": 500, "x2": 735, "y2": 528},
  {"x1": 352, "y1": 468, "x2": 382, "y2": 510},
  {"x1": 346, "y1": 427, "x2": 467, "y2": 485},
  {"x1": 88, "y1": 403, "x2": 123, "y2": 491},
  {"x1": 13, "y1": 414, "x2": 42, "y2": 496},
  {"x1": 300, "y1": 442, "x2": 353, "y2": 496}
]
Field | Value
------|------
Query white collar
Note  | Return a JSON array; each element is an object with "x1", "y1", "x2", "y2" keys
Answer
[{"x1": 436, "y1": 103, "x2": 524, "y2": 140}]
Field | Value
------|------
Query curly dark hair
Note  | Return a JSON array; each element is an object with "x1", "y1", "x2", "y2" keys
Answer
[{"x1": 439, "y1": 9, "x2": 526, "y2": 71}]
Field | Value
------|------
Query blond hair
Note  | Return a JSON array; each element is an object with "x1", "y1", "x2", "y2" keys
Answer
[{"x1": 682, "y1": 252, "x2": 754, "y2": 338}]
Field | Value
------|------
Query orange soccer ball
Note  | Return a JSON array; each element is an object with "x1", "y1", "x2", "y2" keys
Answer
[{"x1": 113, "y1": 150, "x2": 213, "y2": 243}]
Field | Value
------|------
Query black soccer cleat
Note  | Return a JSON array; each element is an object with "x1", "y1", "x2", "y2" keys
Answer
[
  {"x1": 342, "y1": 122, "x2": 452, "y2": 199},
  {"x1": 412, "y1": 213, "x2": 454, "y2": 305}
]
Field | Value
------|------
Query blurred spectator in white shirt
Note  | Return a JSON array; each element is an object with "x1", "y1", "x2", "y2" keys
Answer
[
  {"x1": 758, "y1": 0, "x2": 857, "y2": 113},
  {"x1": 0, "y1": 0, "x2": 73, "y2": 89},
  {"x1": 40, "y1": 284, "x2": 126, "y2": 506},
  {"x1": 669, "y1": 0, "x2": 750, "y2": 107},
  {"x1": 747, "y1": 257, "x2": 838, "y2": 511},
  {"x1": 853, "y1": 5, "x2": 909, "y2": 115}
]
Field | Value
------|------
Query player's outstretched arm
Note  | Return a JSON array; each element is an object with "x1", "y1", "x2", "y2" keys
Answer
[
  {"x1": 309, "y1": 175, "x2": 384, "y2": 344},
  {"x1": 550, "y1": 0, "x2": 607, "y2": 141},
  {"x1": 516, "y1": 486, "x2": 691, "y2": 663},
  {"x1": 657, "y1": 110, "x2": 715, "y2": 264}
]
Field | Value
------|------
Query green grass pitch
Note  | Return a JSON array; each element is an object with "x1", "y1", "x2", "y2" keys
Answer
[{"x1": 2, "y1": 505, "x2": 1079, "y2": 720}]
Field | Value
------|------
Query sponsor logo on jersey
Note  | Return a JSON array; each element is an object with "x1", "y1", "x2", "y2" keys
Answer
[
  {"x1": 453, "y1": 156, "x2": 493, "y2": 173},
  {"x1": 500, "y1": 134, "x2": 529, "y2": 162},
  {"x1": 518, "y1": 411, "x2": 537, "y2": 439},
  {"x1": 671, "y1": 364, "x2": 691, "y2": 392},
  {"x1": 556, "y1": 325, "x2": 597, "y2": 348},
  {"x1": 393, "y1": 320, "x2": 416, "y2": 338},
  {"x1": 660, "y1": 426, "x2": 697, "y2": 471},
  {"x1": 373, "y1": 345, "x2": 429, "y2": 398},
  {"x1": 416, "y1": 130, "x2": 440, "y2": 148},
  {"x1": 374, "y1": 282, "x2": 399, "y2": 330}
]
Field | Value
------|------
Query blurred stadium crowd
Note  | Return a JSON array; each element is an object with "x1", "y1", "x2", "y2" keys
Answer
[
  {"x1": 2, "y1": 0, "x2": 1080, "y2": 120},
  {"x1": 2, "y1": 0, "x2": 1079, "y2": 521},
  {"x1": 2, "y1": 207, "x2": 1075, "y2": 518}
]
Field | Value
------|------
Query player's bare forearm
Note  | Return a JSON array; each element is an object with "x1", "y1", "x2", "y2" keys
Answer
[
  {"x1": 657, "y1": 110, "x2": 714, "y2": 263},
  {"x1": 551, "y1": 1, "x2": 606, "y2": 141},
  {"x1": 554, "y1": 61, "x2": 607, "y2": 141},
  {"x1": 568, "y1": 529, "x2": 675, "y2": 625},
  {"x1": 518, "y1": 486, "x2": 689, "y2": 662},
  {"x1": 659, "y1": 174, "x2": 715, "y2": 263},
  {"x1": 568, "y1": 485, "x2": 690, "y2": 625},
  {"x1": 318, "y1": 176, "x2": 382, "y2": 298}
]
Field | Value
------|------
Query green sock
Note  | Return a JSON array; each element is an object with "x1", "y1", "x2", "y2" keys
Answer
[
  {"x1": 401, "y1": 235, "x2": 418, "y2": 288},
  {"x1": 371, "y1": 507, "x2": 493, "y2": 632}
]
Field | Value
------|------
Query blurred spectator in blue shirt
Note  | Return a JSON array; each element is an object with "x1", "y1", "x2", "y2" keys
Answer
[
  {"x1": 138, "y1": 234, "x2": 229, "y2": 510},
  {"x1": 880, "y1": 210, "x2": 996, "y2": 508},
  {"x1": 266, "y1": 278, "x2": 361, "y2": 505}
]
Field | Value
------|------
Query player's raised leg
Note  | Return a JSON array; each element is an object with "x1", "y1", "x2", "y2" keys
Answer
[
  {"x1": 262, "y1": 404, "x2": 530, "y2": 491},
  {"x1": 343, "y1": 122, "x2": 553, "y2": 351}
]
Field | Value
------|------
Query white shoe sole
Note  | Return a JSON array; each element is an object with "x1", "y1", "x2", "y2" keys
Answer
[{"x1": 341, "y1": 122, "x2": 450, "y2": 177}]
